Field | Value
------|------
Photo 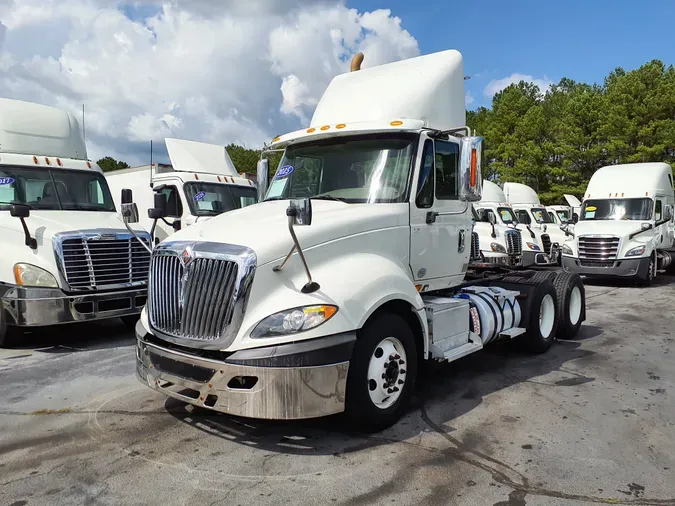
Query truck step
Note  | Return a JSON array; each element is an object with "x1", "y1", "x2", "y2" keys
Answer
[
  {"x1": 498, "y1": 327, "x2": 526, "y2": 339},
  {"x1": 442, "y1": 341, "x2": 483, "y2": 363}
]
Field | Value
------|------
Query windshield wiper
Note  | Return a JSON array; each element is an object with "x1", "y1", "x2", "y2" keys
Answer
[
  {"x1": 263, "y1": 196, "x2": 288, "y2": 202},
  {"x1": 311, "y1": 195, "x2": 348, "y2": 203}
]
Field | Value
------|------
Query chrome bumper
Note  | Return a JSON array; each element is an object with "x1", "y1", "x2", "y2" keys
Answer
[
  {"x1": 136, "y1": 325, "x2": 353, "y2": 420},
  {"x1": 1, "y1": 284, "x2": 147, "y2": 327}
]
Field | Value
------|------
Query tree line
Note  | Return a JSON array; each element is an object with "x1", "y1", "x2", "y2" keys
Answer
[{"x1": 101, "y1": 58, "x2": 674, "y2": 206}]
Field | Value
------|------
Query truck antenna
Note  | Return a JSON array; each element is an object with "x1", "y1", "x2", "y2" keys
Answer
[
  {"x1": 149, "y1": 140, "x2": 154, "y2": 189},
  {"x1": 82, "y1": 104, "x2": 85, "y2": 142}
]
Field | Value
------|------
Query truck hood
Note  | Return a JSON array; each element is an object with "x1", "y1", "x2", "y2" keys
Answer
[
  {"x1": 0, "y1": 211, "x2": 145, "y2": 244},
  {"x1": 573, "y1": 220, "x2": 652, "y2": 239},
  {"x1": 168, "y1": 200, "x2": 409, "y2": 266}
]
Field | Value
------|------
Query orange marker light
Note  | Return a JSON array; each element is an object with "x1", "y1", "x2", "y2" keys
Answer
[
  {"x1": 195, "y1": 173, "x2": 199, "y2": 180},
  {"x1": 86, "y1": 161, "x2": 92, "y2": 169},
  {"x1": 45, "y1": 157, "x2": 51, "y2": 165},
  {"x1": 307, "y1": 128, "x2": 316, "y2": 133},
  {"x1": 217, "y1": 176, "x2": 222, "y2": 182},
  {"x1": 336, "y1": 124, "x2": 346, "y2": 129},
  {"x1": 273, "y1": 137, "x2": 280, "y2": 142},
  {"x1": 33, "y1": 156, "x2": 39, "y2": 164},
  {"x1": 56, "y1": 158, "x2": 62, "y2": 166},
  {"x1": 390, "y1": 120, "x2": 403, "y2": 126},
  {"x1": 320, "y1": 125, "x2": 330, "y2": 131},
  {"x1": 470, "y1": 149, "x2": 477, "y2": 187}
]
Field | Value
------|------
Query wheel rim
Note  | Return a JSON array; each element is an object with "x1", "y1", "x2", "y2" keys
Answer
[
  {"x1": 568, "y1": 286, "x2": 582, "y2": 325},
  {"x1": 538, "y1": 294, "x2": 555, "y2": 339},
  {"x1": 367, "y1": 337, "x2": 407, "y2": 409}
]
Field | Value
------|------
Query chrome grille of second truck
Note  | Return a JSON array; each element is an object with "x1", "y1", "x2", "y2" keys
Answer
[
  {"x1": 61, "y1": 236, "x2": 150, "y2": 290},
  {"x1": 505, "y1": 230, "x2": 522, "y2": 256},
  {"x1": 578, "y1": 236, "x2": 620, "y2": 265},
  {"x1": 470, "y1": 232, "x2": 480, "y2": 260},
  {"x1": 148, "y1": 253, "x2": 239, "y2": 340}
]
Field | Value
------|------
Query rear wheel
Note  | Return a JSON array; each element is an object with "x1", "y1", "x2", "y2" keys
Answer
[
  {"x1": 518, "y1": 279, "x2": 558, "y2": 353},
  {"x1": 552, "y1": 272, "x2": 585, "y2": 339},
  {"x1": 345, "y1": 313, "x2": 418, "y2": 433}
]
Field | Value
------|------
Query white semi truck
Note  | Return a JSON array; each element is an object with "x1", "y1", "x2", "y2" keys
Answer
[
  {"x1": 475, "y1": 180, "x2": 557, "y2": 266},
  {"x1": 130, "y1": 50, "x2": 587, "y2": 431},
  {"x1": 561, "y1": 162, "x2": 674, "y2": 285},
  {"x1": 106, "y1": 138, "x2": 258, "y2": 243},
  {"x1": 0, "y1": 98, "x2": 151, "y2": 347},
  {"x1": 470, "y1": 205, "x2": 523, "y2": 267}
]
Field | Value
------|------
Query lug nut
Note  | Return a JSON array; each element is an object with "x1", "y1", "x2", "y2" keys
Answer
[
  {"x1": 389, "y1": 354, "x2": 396, "y2": 360},
  {"x1": 387, "y1": 388, "x2": 394, "y2": 394},
  {"x1": 394, "y1": 354, "x2": 400, "y2": 360},
  {"x1": 399, "y1": 359, "x2": 405, "y2": 365},
  {"x1": 393, "y1": 387, "x2": 399, "y2": 392},
  {"x1": 382, "y1": 374, "x2": 387, "y2": 379},
  {"x1": 400, "y1": 369, "x2": 406, "y2": 374},
  {"x1": 398, "y1": 380, "x2": 404, "y2": 385}
]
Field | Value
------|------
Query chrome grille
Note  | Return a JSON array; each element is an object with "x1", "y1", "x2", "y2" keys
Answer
[
  {"x1": 578, "y1": 236, "x2": 620, "y2": 262},
  {"x1": 59, "y1": 234, "x2": 151, "y2": 291},
  {"x1": 470, "y1": 232, "x2": 481, "y2": 260},
  {"x1": 541, "y1": 234, "x2": 552, "y2": 254},
  {"x1": 148, "y1": 252, "x2": 239, "y2": 341},
  {"x1": 505, "y1": 230, "x2": 522, "y2": 256}
]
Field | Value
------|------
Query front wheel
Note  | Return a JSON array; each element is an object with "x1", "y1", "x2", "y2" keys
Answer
[
  {"x1": 637, "y1": 254, "x2": 656, "y2": 286},
  {"x1": 345, "y1": 313, "x2": 418, "y2": 433}
]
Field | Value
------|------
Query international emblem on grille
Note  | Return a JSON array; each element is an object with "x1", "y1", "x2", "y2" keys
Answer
[{"x1": 180, "y1": 246, "x2": 194, "y2": 267}]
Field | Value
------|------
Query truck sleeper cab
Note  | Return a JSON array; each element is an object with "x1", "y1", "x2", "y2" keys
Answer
[
  {"x1": 0, "y1": 98, "x2": 151, "y2": 346},
  {"x1": 133, "y1": 49, "x2": 586, "y2": 432},
  {"x1": 562, "y1": 163, "x2": 675, "y2": 284}
]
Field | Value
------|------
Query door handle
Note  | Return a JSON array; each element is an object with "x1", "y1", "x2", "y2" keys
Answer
[{"x1": 458, "y1": 229, "x2": 465, "y2": 253}]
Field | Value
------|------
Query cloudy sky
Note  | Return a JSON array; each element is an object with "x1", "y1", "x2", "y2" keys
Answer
[{"x1": 0, "y1": 0, "x2": 673, "y2": 165}]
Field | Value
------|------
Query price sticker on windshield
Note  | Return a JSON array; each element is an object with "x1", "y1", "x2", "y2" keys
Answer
[
  {"x1": 276, "y1": 165, "x2": 294, "y2": 178},
  {"x1": 585, "y1": 205, "x2": 596, "y2": 219},
  {"x1": 193, "y1": 191, "x2": 206, "y2": 202},
  {"x1": 0, "y1": 177, "x2": 15, "y2": 185}
]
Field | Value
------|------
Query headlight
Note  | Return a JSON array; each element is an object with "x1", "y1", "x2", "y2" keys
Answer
[
  {"x1": 251, "y1": 305, "x2": 338, "y2": 338},
  {"x1": 490, "y1": 242, "x2": 506, "y2": 253},
  {"x1": 525, "y1": 242, "x2": 540, "y2": 251},
  {"x1": 625, "y1": 245, "x2": 646, "y2": 257},
  {"x1": 562, "y1": 244, "x2": 573, "y2": 255},
  {"x1": 13, "y1": 263, "x2": 59, "y2": 288}
]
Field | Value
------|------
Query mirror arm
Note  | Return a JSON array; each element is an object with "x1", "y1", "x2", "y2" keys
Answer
[
  {"x1": 490, "y1": 223, "x2": 496, "y2": 238},
  {"x1": 123, "y1": 216, "x2": 153, "y2": 254},
  {"x1": 273, "y1": 215, "x2": 320, "y2": 294},
  {"x1": 17, "y1": 217, "x2": 37, "y2": 250},
  {"x1": 526, "y1": 225, "x2": 535, "y2": 238}
]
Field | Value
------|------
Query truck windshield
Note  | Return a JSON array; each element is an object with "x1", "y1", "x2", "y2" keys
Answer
[
  {"x1": 0, "y1": 165, "x2": 115, "y2": 212},
  {"x1": 531, "y1": 207, "x2": 553, "y2": 224},
  {"x1": 581, "y1": 198, "x2": 653, "y2": 221},
  {"x1": 184, "y1": 182, "x2": 258, "y2": 217},
  {"x1": 498, "y1": 207, "x2": 518, "y2": 224},
  {"x1": 266, "y1": 133, "x2": 416, "y2": 203},
  {"x1": 556, "y1": 210, "x2": 570, "y2": 223}
]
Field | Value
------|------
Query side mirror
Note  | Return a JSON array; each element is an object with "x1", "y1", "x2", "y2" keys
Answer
[
  {"x1": 663, "y1": 205, "x2": 673, "y2": 221},
  {"x1": 121, "y1": 188, "x2": 133, "y2": 205},
  {"x1": 121, "y1": 203, "x2": 139, "y2": 223},
  {"x1": 287, "y1": 198, "x2": 312, "y2": 226},
  {"x1": 150, "y1": 192, "x2": 168, "y2": 218},
  {"x1": 459, "y1": 136, "x2": 483, "y2": 202},
  {"x1": 641, "y1": 222, "x2": 652, "y2": 230},
  {"x1": 573, "y1": 213, "x2": 579, "y2": 223},
  {"x1": 172, "y1": 220, "x2": 182, "y2": 232},
  {"x1": 10, "y1": 204, "x2": 30, "y2": 219},
  {"x1": 257, "y1": 159, "x2": 269, "y2": 202}
]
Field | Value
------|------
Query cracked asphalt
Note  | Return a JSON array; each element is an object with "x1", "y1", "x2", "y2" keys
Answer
[{"x1": 1, "y1": 278, "x2": 675, "y2": 506}]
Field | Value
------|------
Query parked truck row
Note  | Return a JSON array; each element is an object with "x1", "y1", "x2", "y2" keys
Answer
[{"x1": 1, "y1": 47, "x2": 672, "y2": 432}]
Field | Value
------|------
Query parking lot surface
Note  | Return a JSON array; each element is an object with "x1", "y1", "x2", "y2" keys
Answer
[{"x1": 1, "y1": 279, "x2": 674, "y2": 506}]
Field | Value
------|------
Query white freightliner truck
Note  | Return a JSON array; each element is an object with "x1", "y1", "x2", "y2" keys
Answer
[
  {"x1": 130, "y1": 50, "x2": 587, "y2": 431},
  {"x1": 469, "y1": 205, "x2": 523, "y2": 268},
  {"x1": 106, "y1": 138, "x2": 258, "y2": 243},
  {"x1": 561, "y1": 162, "x2": 674, "y2": 285},
  {"x1": 475, "y1": 180, "x2": 557, "y2": 267},
  {"x1": 503, "y1": 182, "x2": 569, "y2": 257},
  {"x1": 0, "y1": 98, "x2": 151, "y2": 346}
]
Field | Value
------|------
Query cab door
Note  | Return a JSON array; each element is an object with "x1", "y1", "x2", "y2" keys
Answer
[
  {"x1": 155, "y1": 181, "x2": 185, "y2": 241},
  {"x1": 410, "y1": 134, "x2": 471, "y2": 290}
]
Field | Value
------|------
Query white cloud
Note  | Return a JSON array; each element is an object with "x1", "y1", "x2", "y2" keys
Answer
[
  {"x1": 0, "y1": 0, "x2": 419, "y2": 164},
  {"x1": 465, "y1": 92, "x2": 474, "y2": 107},
  {"x1": 484, "y1": 73, "x2": 553, "y2": 98}
]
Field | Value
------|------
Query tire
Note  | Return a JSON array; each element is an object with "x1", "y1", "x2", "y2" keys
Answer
[
  {"x1": 121, "y1": 315, "x2": 139, "y2": 330},
  {"x1": 637, "y1": 254, "x2": 656, "y2": 287},
  {"x1": 345, "y1": 313, "x2": 418, "y2": 433},
  {"x1": 518, "y1": 279, "x2": 558, "y2": 354},
  {"x1": 552, "y1": 272, "x2": 585, "y2": 339}
]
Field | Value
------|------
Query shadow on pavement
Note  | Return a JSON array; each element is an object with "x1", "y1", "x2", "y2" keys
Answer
[{"x1": 165, "y1": 331, "x2": 598, "y2": 456}]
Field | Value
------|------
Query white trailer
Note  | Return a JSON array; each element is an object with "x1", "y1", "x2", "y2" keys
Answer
[
  {"x1": 131, "y1": 49, "x2": 587, "y2": 432},
  {"x1": 0, "y1": 98, "x2": 151, "y2": 346},
  {"x1": 561, "y1": 162, "x2": 674, "y2": 284},
  {"x1": 106, "y1": 138, "x2": 258, "y2": 243}
]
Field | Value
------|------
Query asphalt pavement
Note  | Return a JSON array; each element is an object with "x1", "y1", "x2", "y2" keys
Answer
[{"x1": 1, "y1": 278, "x2": 674, "y2": 506}]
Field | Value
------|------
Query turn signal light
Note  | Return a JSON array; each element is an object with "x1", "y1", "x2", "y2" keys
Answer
[{"x1": 470, "y1": 148, "x2": 477, "y2": 187}]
